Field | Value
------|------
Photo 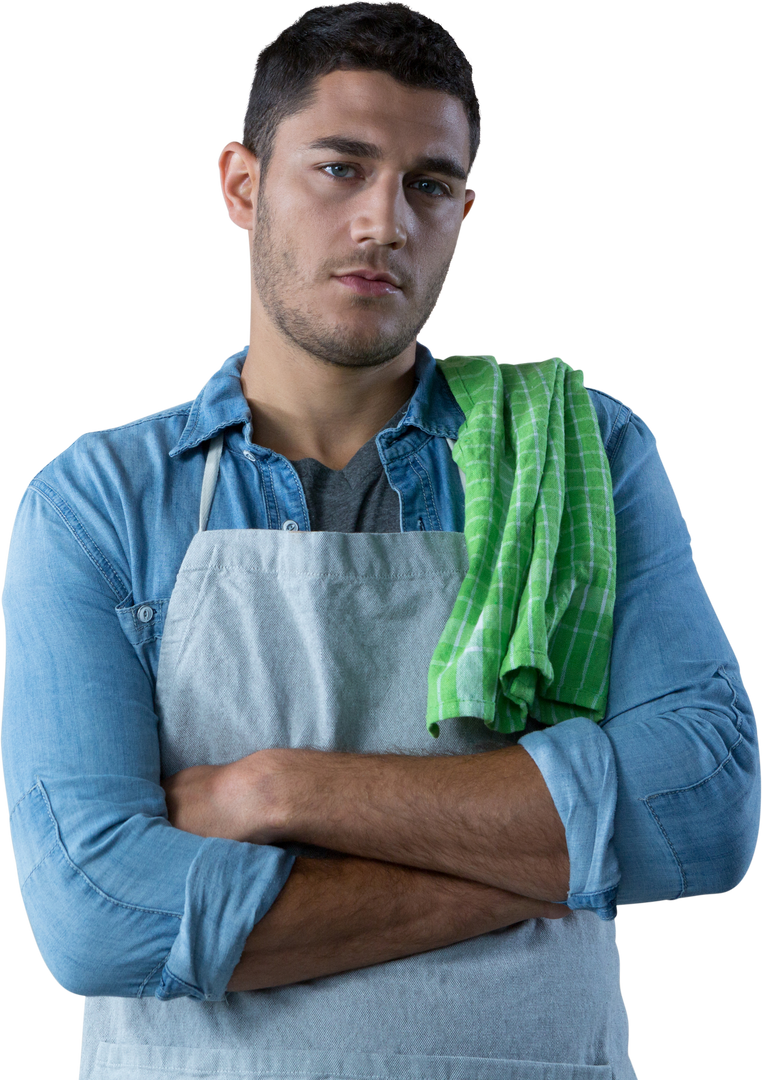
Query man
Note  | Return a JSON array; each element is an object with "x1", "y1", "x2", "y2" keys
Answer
[{"x1": 2, "y1": 4, "x2": 758, "y2": 1079}]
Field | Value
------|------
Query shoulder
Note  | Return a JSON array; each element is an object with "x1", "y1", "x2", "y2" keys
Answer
[{"x1": 585, "y1": 386, "x2": 662, "y2": 474}]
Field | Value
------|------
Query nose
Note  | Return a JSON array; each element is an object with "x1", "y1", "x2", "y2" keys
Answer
[{"x1": 349, "y1": 175, "x2": 408, "y2": 250}]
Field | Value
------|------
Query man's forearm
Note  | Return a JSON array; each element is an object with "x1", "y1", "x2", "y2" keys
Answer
[
  {"x1": 258, "y1": 747, "x2": 570, "y2": 902},
  {"x1": 228, "y1": 853, "x2": 568, "y2": 992}
]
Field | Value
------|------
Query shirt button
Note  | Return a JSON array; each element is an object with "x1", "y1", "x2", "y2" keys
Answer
[
  {"x1": 282, "y1": 520, "x2": 299, "y2": 532},
  {"x1": 137, "y1": 604, "x2": 155, "y2": 624}
]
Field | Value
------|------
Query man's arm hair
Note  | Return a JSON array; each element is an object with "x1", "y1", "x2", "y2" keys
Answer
[{"x1": 228, "y1": 854, "x2": 567, "y2": 992}]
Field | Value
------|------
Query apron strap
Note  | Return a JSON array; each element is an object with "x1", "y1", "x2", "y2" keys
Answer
[
  {"x1": 442, "y1": 436, "x2": 466, "y2": 494},
  {"x1": 199, "y1": 433, "x2": 224, "y2": 532}
]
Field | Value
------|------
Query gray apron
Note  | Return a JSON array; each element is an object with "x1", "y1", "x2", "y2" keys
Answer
[{"x1": 80, "y1": 436, "x2": 635, "y2": 1080}]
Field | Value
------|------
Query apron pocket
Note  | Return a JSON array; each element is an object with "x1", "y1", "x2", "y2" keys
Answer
[{"x1": 93, "y1": 1042, "x2": 614, "y2": 1079}]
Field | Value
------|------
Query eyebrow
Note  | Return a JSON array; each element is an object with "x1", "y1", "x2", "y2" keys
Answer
[{"x1": 306, "y1": 136, "x2": 468, "y2": 182}]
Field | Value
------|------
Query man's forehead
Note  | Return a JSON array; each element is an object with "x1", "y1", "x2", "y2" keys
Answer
[{"x1": 281, "y1": 69, "x2": 471, "y2": 170}]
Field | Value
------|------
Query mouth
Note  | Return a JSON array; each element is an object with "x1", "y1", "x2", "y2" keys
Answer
[{"x1": 333, "y1": 269, "x2": 403, "y2": 298}]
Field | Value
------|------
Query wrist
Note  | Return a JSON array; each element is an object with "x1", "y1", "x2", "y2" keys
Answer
[
  {"x1": 259, "y1": 746, "x2": 324, "y2": 844},
  {"x1": 208, "y1": 751, "x2": 278, "y2": 844}
]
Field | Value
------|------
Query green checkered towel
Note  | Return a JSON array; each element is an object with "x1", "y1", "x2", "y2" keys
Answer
[{"x1": 427, "y1": 355, "x2": 616, "y2": 736}]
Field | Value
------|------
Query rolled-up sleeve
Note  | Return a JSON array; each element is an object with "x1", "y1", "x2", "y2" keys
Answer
[
  {"x1": 2, "y1": 485, "x2": 295, "y2": 999},
  {"x1": 520, "y1": 410, "x2": 760, "y2": 919}
]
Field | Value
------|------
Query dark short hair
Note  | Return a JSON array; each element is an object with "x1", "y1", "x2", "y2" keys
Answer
[{"x1": 243, "y1": 3, "x2": 479, "y2": 175}]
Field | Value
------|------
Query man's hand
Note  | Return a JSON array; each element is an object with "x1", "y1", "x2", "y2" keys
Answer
[{"x1": 162, "y1": 758, "x2": 280, "y2": 844}]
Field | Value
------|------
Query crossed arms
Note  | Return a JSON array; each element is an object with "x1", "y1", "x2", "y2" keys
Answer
[
  {"x1": 164, "y1": 742, "x2": 570, "y2": 897},
  {"x1": 163, "y1": 744, "x2": 571, "y2": 991}
]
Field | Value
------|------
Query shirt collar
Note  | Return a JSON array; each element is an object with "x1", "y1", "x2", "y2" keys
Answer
[{"x1": 170, "y1": 342, "x2": 465, "y2": 457}]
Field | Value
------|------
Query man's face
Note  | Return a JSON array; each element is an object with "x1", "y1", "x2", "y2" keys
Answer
[{"x1": 250, "y1": 68, "x2": 474, "y2": 369}]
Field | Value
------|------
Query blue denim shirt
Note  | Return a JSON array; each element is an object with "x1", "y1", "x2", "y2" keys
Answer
[{"x1": 2, "y1": 344, "x2": 759, "y2": 1000}]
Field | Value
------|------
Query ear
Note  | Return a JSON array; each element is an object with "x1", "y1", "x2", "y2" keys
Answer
[
  {"x1": 461, "y1": 185, "x2": 474, "y2": 221},
  {"x1": 213, "y1": 139, "x2": 261, "y2": 232}
]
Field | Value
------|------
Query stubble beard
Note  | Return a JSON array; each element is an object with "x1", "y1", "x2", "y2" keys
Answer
[{"x1": 251, "y1": 188, "x2": 452, "y2": 369}]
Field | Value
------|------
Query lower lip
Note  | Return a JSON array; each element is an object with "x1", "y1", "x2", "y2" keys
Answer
[{"x1": 335, "y1": 275, "x2": 401, "y2": 297}]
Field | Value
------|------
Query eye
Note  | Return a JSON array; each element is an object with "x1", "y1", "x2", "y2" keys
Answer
[
  {"x1": 412, "y1": 178, "x2": 448, "y2": 199},
  {"x1": 317, "y1": 164, "x2": 448, "y2": 198},
  {"x1": 319, "y1": 162, "x2": 356, "y2": 179}
]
